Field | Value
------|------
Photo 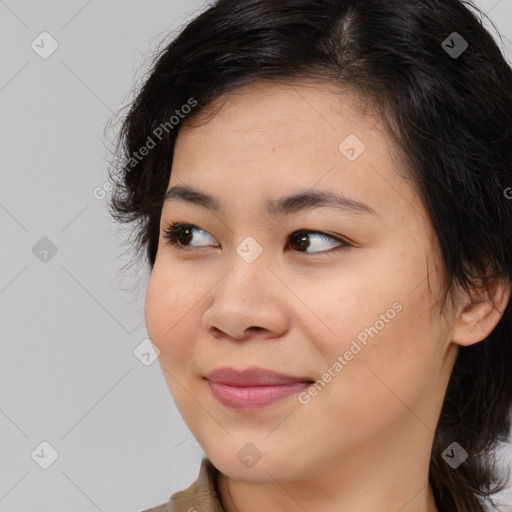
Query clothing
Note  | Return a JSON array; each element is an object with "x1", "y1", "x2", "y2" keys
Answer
[{"x1": 142, "y1": 457, "x2": 227, "y2": 512}]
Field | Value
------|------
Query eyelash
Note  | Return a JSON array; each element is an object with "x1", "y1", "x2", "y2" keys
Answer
[{"x1": 162, "y1": 222, "x2": 351, "y2": 255}]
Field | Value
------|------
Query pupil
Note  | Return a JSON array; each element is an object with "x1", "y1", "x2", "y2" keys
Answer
[
  {"x1": 294, "y1": 234, "x2": 310, "y2": 251},
  {"x1": 178, "y1": 227, "x2": 193, "y2": 245}
]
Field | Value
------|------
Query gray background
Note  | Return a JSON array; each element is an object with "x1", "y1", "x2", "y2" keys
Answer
[{"x1": 1, "y1": 1, "x2": 511, "y2": 511}]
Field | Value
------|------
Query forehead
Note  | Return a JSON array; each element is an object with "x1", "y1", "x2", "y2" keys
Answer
[
  {"x1": 174, "y1": 81, "x2": 382, "y2": 167},
  {"x1": 168, "y1": 80, "x2": 419, "y2": 224},
  {"x1": 181, "y1": 80, "x2": 374, "y2": 143}
]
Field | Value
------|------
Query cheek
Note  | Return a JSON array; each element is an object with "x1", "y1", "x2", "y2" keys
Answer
[
  {"x1": 346, "y1": 294, "x2": 445, "y2": 418},
  {"x1": 145, "y1": 270, "x2": 185, "y2": 352},
  {"x1": 307, "y1": 275, "x2": 398, "y2": 355},
  {"x1": 144, "y1": 270, "x2": 169, "y2": 344},
  {"x1": 314, "y1": 265, "x2": 443, "y2": 390},
  {"x1": 144, "y1": 267, "x2": 205, "y2": 368},
  {"x1": 312, "y1": 302, "x2": 443, "y2": 441}
]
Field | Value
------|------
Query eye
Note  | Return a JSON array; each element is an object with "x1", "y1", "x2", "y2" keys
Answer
[
  {"x1": 287, "y1": 229, "x2": 349, "y2": 254},
  {"x1": 162, "y1": 223, "x2": 350, "y2": 254},
  {"x1": 163, "y1": 223, "x2": 218, "y2": 249}
]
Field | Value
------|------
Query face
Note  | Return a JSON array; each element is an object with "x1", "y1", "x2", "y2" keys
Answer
[{"x1": 145, "y1": 81, "x2": 460, "y2": 487}]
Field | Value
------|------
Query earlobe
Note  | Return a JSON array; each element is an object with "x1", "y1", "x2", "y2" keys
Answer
[{"x1": 451, "y1": 278, "x2": 511, "y2": 347}]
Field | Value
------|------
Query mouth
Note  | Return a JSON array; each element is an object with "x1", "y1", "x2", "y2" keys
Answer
[{"x1": 204, "y1": 366, "x2": 315, "y2": 410}]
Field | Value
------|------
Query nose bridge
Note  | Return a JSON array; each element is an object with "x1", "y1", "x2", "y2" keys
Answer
[
  {"x1": 222, "y1": 235, "x2": 271, "y2": 303},
  {"x1": 234, "y1": 233, "x2": 266, "y2": 269}
]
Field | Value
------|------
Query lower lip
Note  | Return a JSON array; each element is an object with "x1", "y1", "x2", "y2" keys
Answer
[{"x1": 206, "y1": 380, "x2": 312, "y2": 410}]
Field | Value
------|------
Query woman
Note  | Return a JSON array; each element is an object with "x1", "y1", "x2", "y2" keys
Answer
[{"x1": 108, "y1": 0, "x2": 512, "y2": 510}]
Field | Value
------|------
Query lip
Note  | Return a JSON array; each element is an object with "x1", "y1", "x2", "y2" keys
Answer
[
  {"x1": 204, "y1": 366, "x2": 314, "y2": 410},
  {"x1": 205, "y1": 366, "x2": 313, "y2": 386}
]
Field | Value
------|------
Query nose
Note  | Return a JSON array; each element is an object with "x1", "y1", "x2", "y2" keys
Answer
[{"x1": 201, "y1": 255, "x2": 289, "y2": 342}]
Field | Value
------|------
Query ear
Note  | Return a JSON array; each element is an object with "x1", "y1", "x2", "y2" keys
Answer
[{"x1": 451, "y1": 278, "x2": 511, "y2": 346}]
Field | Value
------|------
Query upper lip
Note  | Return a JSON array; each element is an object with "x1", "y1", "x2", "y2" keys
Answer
[{"x1": 205, "y1": 366, "x2": 314, "y2": 386}]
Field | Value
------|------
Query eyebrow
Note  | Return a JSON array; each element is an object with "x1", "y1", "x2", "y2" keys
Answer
[{"x1": 164, "y1": 185, "x2": 380, "y2": 218}]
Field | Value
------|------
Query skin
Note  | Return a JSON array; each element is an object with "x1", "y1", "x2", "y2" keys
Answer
[{"x1": 144, "y1": 80, "x2": 511, "y2": 512}]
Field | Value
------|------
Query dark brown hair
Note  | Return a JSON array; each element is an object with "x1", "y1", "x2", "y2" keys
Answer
[{"x1": 108, "y1": 1, "x2": 512, "y2": 509}]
